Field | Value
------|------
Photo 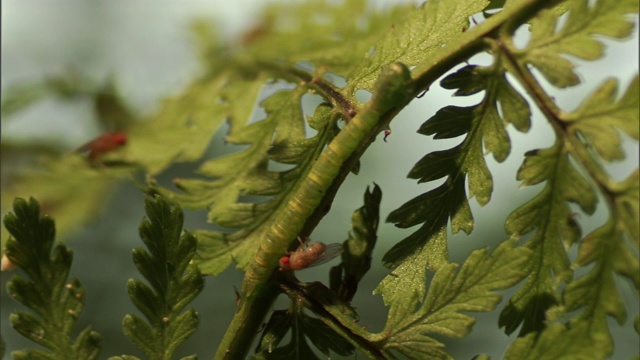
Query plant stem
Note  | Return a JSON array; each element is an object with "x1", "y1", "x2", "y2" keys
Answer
[{"x1": 214, "y1": 280, "x2": 280, "y2": 360}]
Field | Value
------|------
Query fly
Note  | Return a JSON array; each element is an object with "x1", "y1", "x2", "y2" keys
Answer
[
  {"x1": 279, "y1": 237, "x2": 342, "y2": 271},
  {"x1": 76, "y1": 131, "x2": 127, "y2": 162}
]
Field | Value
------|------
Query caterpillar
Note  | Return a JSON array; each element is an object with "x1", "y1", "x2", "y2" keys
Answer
[{"x1": 244, "y1": 62, "x2": 414, "y2": 294}]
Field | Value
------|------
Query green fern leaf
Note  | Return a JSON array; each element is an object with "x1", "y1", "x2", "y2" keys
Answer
[
  {"x1": 121, "y1": 195, "x2": 203, "y2": 359},
  {"x1": 517, "y1": 0, "x2": 639, "y2": 87},
  {"x1": 163, "y1": 88, "x2": 306, "y2": 217},
  {"x1": 346, "y1": 0, "x2": 489, "y2": 94},
  {"x1": 612, "y1": 169, "x2": 639, "y2": 242},
  {"x1": 330, "y1": 184, "x2": 381, "y2": 302},
  {"x1": 384, "y1": 178, "x2": 469, "y2": 269},
  {"x1": 3, "y1": 197, "x2": 102, "y2": 360},
  {"x1": 254, "y1": 310, "x2": 291, "y2": 355},
  {"x1": 504, "y1": 322, "x2": 610, "y2": 360},
  {"x1": 152, "y1": 86, "x2": 332, "y2": 275},
  {"x1": 499, "y1": 141, "x2": 597, "y2": 335},
  {"x1": 441, "y1": 64, "x2": 531, "y2": 133},
  {"x1": 500, "y1": 76, "x2": 639, "y2": 337},
  {"x1": 1, "y1": 71, "x2": 267, "y2": 247},
  {"x1": 3, "y1": 1, "x2": 637, "y2": 358},
  {"x1": 553, "y1": 170, "x2": 640, "y2": 358},
  {"x1": 233, "y1": 63, "x2": 413, "y2": 305},
  {"x1": 124, "y1": 74, "x2": 267, "y2": 175},
  {"x1": 154, "y1": 61, "x2": 408, "y2": 276},
  {"x1": 239, "y1": 0, "x2": 414, "y2": 78},
  {"x1": 565, "y1": 223, "x2": 629, "y2": 321},
  {"x1": 383, "y1": 58, "x2": 531, "y2": 270},
  {"x1": 239, "y1": 0, "x2": 487, "y2": 96},
  {"x1": 255, "y1": 282, "x2": 355, "y2": 359},
  {"x1": 189, "y1": 230, "x2": 257, "y2": 277},
  {"x1": 374, "y1": 239, "x2": 531, "y2": 359},
  {"x1": 563, "y1": 75, "x2": 639, "y2": 161}
]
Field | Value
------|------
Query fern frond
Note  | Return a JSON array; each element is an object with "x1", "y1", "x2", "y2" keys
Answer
[
  {"x1": 254, "y1": 298, "x2": 355, "y2": 359},
  {"x1": 329, "y1": 184, "x2": 381, "y2": 302},
  {"x1": 546, "y1": 79, "x2": 639, "y2": 357},
  {"x1": 124, "y1": 73, "x2": 269, "y2": 175},
  {"x1": 376, "y1": 0, "x2": 638, "y2": 356},
  {"x1": 118, "y1": 195, "x2": 203, "y2": 360},
  {"x1": 564, "y1": 75, "x2": 639, "y2": 161},
  {"x1": 373, "y1": 239, "x2": 531, "y2": 359},
  {"x1": 152, "y1": 86, "x2": 336, "y2": 275},
  {"x1": 494, "y1": 1, "x2": 639, "y2": 353},
  {"x1": 516, "y1": 0, "x2": 638, "y2": 87},
  {"x1": 346, "y1": 0, "x2": 489, "y2": 94},
  {"x1": 499, "y1": 141, "x2": 597, "y2": 335},
  {"x1": 3, "y1": 197, "x2": 102, "y2": 359},
  {"x1": 382, "y1": 58, "x2": 531, "y2": 270},
  {"x1": 238, "y1": 0, "x2": 415, "y2": 80},
  {"x1": 378, "y1": 0, "x2": 567, "y2": 281}
]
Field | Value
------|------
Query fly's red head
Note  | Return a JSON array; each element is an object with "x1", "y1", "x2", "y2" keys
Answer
[
  {"x1": 110, "y1": 132, "x2": 127, "y2": 144},
  {"x1": 279, "y1": 256, "x2": 291, "y2": 271}
]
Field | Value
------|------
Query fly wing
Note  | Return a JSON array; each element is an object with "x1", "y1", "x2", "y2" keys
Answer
[
  {"x1": 306, "y1": 243, "x2": 343, "y2": 268},
  {"x1": 76, "y1": 137, "x2": 100, "y2": 153}
]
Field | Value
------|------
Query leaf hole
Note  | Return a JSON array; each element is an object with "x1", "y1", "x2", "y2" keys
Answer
[
  {"x1": 251, "y1": 81, "x2": 297, "y2": 125},
  {"x1": 322, "y1": 72, "x2": 347, "y2": 89},
  {"x1": 237, "y1": 195, "x2": 272, "y2": 207},
  {"x1": 268, "y1": 160, "x2": 296, "y2": 172},
  {"x1": 295, "y1": 61, "x2": 315, "y2": 72},
  {"x1": 467, "y1": 52, "x2": 494, "y2": 67},
  {"x1": 512, "y1": 24, "x2": 531, "y2": 50},
  {"x1": 301, "y1": 93, "x2": 324, "y2": 138},
  {"x1": 355, "y1": 89, "x2": 372, "y2": 103},
  {"x1": 367, "y1": 45, "x2": 376, "y2": 58}
]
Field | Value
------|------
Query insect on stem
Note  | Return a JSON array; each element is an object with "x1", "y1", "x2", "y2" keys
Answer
[{"x1": 278, "y1": 237, "x2": 342, "y2": 271}]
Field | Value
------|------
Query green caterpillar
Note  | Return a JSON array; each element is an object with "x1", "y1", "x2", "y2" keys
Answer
[{"x1": 242, "y1": 62, "x2": 414, "y2": 295}]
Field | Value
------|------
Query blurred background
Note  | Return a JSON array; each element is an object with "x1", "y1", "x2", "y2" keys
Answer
[{"x1": 1, "y1": 1, "x2": 638, "y2": 359}]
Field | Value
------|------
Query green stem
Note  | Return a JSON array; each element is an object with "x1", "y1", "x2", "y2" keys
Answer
[
  {"x1": 214, "y1": 281, "x2": 280, "y2": 360},
  {"x1": 494, "y1": 38, "x2": 563, "y2": 130}
]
